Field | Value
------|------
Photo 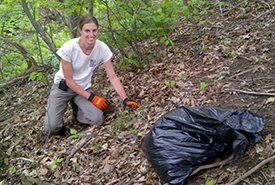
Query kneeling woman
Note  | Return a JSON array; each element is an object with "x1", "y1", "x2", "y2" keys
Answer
[{"x1": 44, "y1": 14, "x2": 139, "y2": 135}]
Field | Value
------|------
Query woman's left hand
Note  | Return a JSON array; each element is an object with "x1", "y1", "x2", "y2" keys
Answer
[{"x1": 123, "y1": 98, "x2": 139, "y2": 109}]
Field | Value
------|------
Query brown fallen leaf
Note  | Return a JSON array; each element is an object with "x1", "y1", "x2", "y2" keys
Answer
[
  {"x1": 110, "y1": 148, "x2": 120, "y2": 159},
  {"x1": 266, "y1": 97, "x2": 275, "y2": 104},
  {"x1": 100, "y1": 164, "x2": 115, "y2": 175}
]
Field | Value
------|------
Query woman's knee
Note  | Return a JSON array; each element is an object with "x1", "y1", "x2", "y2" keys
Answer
[
  {"x1": 77, "y1": 109, "x2": 104, "y2": 125},
  {"x1": 92, "y1": 114, "x2": 104, "y2": 125}
]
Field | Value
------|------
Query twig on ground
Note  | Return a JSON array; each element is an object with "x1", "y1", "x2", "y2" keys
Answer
[
  {"x1": 224, "y1": 89, "x2": 275, "y2": 96},
  {"x1": 228, "y1": 155, "x2": 275, "y2": 185},
  {"x1": 261, "y1": 170, "x2": 270, "y2": 185},
  {"x1": 65, "y1": 125, "x2": 96, "y2": 166},
  {"x1": 228, "y1": 65, "x2": 264, "y2": 79},
  {"x1": 42, "y1": 131, "x2": 50, "y2": 150},
  {"x1": 187, "y1": 84, "x2": 195, "y2": 107},
  {"x1": 120, "y1": 136, "x2": 139, "y2": 167},
  {"x1": 228, "y1": 77, "x2": 275, "y2": 82},
  {"x1": 91, "y1": 134, "x2": 135, "y2": 140},
  {"x1": 238, "y1": 56, "x2": 253, "y2": 62},
  {"x1": 66, "y1": 137, "x2": 82, "y2": 154},
  {"x1": 133, "y1": 108, "x2": 153, "y2": 129},
  {"x1": 223, "y1": 1, "x2": 247, "y2": 16},
  {"x1": 12, "y1": 157, "x2": 34, "y2": 163},
  {"x1": 117, "y1": 135, "x2": 140, "y2": 170},
  {"x1": 254, "y1": 7, "x2": 275, "y2": 20},
  {"x1": 126, "y1": 168, "x2": 150, "y2": 185},
  {"x1": 96, "y1": 135, "x2": 141, "y2": 185},
  {"x1": 216, "y1": 0, "x2": 223, "y2": 15},
  {"x1": 181, "y1": 44, "x2": 205, "y2": 55},
  {"x1": 105, "y1": 179, "x2": 120, "y2": 185},
  {"x1": 190, "y1": 154, "x2": 233, "y2": 177},
  {"x1": 65, "y1": 128, "x2": 135, "y2": 166},
  {"x1": 256, "y1": 99, "x2": 267, "y2": 114}
]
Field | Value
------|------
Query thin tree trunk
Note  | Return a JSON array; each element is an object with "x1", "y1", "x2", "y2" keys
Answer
[
  {"x1": 183, "y1": 0, "x2": 188, "y2": 6},
  {"x1": 67, "y1": 11, "x2": 80, "y2": 38},
  {"x1": 21, "y1": 0, "x2": 59, "y2": 60},
  {"x1": 89, "y1": 0, "x2": 94, "y2": 16}
]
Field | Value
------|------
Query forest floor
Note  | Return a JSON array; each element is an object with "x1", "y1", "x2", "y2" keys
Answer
[{"x1": 0, "y1": 1, "x2": 275, "y2": 185}]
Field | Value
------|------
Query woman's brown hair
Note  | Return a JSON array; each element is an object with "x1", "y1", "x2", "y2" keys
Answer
[{"x1": 78, "y1": 14, "x2": 99, "y2": 31}]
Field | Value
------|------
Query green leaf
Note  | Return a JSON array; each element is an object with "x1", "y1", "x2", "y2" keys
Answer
[
  {"x1": 214, "y1": 77, "x2": 224, "y2": 82},
  {"x1": 165, "y1": 81, "x2": 170, "y2": 86},
  {"x1": 236, "y1": 37, "x2": 242, "y2": 42},
  {"x1": 50, "y1": 161, "x2": 56, "y2": 168},
  {"x1": 170, "y1": 80, "x2": 176, "y2": 87},
  {"x1": 77, "y1": 133, "x2": 86, "y2": 136},
  {"x1": 9, "y1": 165, "x2": 16, "y2": 173},
  {"x1": 167, "y1": 38, "x2": 174, "y2": 47},
  {"x1": 160, "y1": 37, "x2": 166, "y2": 43},
  {"x1": 28, "y1": 72, "x2": 36, "y2": 81},
  {"x1": 205, "y1": 178, "x2": 215, "y2": 185},
  {"x1": 70, "y1": 129, "x2": 77, "y2": 135},
  {"x1": 200, "y1": 82, "x2": 206, "y2": 90},
  {"x1": 182, "y1": 6, "x2": 189, "y2": 13},
  {"x1": 231, "y1": 51, "x2": 237, "y2": 55},
  {"x1": 67, "y1": 135, "x2": 76, "y2": 139},
  {"x1": 50, "y1": 158, "x2": 64, "y2": 168},
  {"x1": 55, "y1": 158, "x2": 64, "y2": 163},
  {"x1": 8, "y1": 3, "x2": 14, "y2": 10},
  {"x1": 193, "y1": 9, "x2": 198, "y2": 15}
]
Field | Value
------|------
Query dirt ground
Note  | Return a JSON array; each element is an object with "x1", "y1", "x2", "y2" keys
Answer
[{"x1": 0, "y1": 0, "x2": 275, "y2": 184}]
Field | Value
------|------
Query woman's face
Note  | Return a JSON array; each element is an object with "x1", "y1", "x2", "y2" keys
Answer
[{"x1": 79, "y1": 22, "x2": 98, "y2": 47}]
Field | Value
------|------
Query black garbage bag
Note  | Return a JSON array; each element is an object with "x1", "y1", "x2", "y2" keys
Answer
[{"x1": 141, "y1": 106, "x2": 264, "y2": 185}]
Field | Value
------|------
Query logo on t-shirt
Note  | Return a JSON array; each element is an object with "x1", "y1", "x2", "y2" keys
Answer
[
  {"x1": 60, "y1": 49, "x2": 68, "y2": 57},
  {"x1": 90, "y1": 59, "x2": 97, "y2": 67}
]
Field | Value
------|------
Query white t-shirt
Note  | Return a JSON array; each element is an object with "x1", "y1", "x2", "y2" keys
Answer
[{"x1": 54, "y1": 38, "x2": 113, "y2": 90}]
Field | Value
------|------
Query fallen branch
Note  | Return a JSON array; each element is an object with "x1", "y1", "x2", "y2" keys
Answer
[
  {"x1": 182, "y1": 44, "x2": 205, "y2": 55},
  {"x1": 106, "y1": 179, "x2": 120, "y2": 185},
  {"x1": 228, "y1": 77, "x2": 275, "y2": 82},
  {"x1": 216, "y1": 0, "x2": 224, "y2": 15},
  {"x1": 96, "y1": 135, "x2": 140, "y2": 185},
  {"x1": 256, "y1": 99, "x2": 267, "y2": 114},
  {"x1": 224, "y1": 89, "x2": 275, "y2": 96},
  {"x1": 0, "y1": 66, "x2": 51, "y2": 92},
  {"x1": 228, "y1": 65, "x2": 264, "y2": 79},
  {"x1": 65, "y1": 125, "x2": 96, "y2": 166},
  {"x1": 117, "y1": 136, "x2": 140, "y2": 170},
  {"x1": 223, "y1": 1, "x2": 247, "y2": 16},
  {"x1": 237, "y1": 56, "x2": 253, "y2": 62},
  {"x1": 228, "y1": 155, "x2": 275, "y2": 185},
  {"x1": 126, "y1": 168, "x2": 150, "y2": 185},
  {"x1": 253, "y1": 7, "x2": 275, "y2": 20},
  {"x1": 190, "y1": 154, "x2": 233, "y2": 177},
  {"x1": 261, "y1": 171, "x2": 270, "y2": 185}
]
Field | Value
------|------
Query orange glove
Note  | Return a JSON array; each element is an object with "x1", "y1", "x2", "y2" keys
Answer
[
  {"x1": 123, "y1": 98, "x2": 139, "y2": 109},
  {"x1": 88, "y1": 93, "x2": 110, "y2": 110}
]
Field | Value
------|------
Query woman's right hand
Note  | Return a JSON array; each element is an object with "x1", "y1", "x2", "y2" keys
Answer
[{"x1": 88, "y1": 93, "x2": 110, "y2": 110}]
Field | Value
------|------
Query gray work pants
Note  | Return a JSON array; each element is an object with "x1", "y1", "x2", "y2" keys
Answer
[{"x1": 43, "y1": 84, "x2": 104, "y2": 135}]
